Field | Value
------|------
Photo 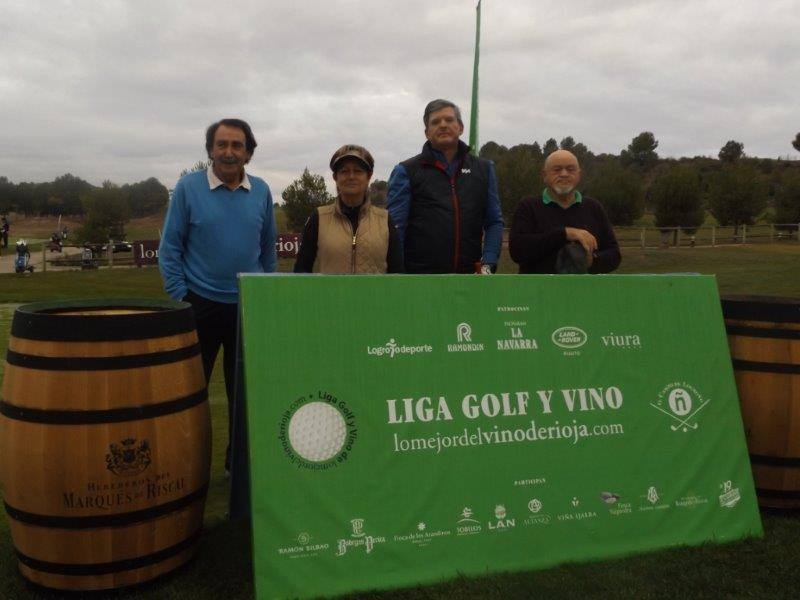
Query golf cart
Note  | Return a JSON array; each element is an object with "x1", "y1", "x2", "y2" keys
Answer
[{"x1": 14, "y1": 240, "x2": 34, "y2": 274}]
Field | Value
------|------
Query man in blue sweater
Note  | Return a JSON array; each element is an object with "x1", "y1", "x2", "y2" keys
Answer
[{"x1": 159, "y1": 118, "x2": 277, "y2": 471}]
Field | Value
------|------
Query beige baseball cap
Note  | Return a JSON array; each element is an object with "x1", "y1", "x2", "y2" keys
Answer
[{"x1": 330, "y1": 144, "x2": 374, "y2": 173}]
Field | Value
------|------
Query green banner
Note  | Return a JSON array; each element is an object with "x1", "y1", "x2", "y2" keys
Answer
[{"x1": 241, "y1": 275, "x2": 761, "y2": 600}]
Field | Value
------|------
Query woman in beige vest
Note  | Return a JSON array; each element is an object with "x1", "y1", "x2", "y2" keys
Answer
[{"x1": 294, "y1": 144, "x2": 403, "y2": 274}]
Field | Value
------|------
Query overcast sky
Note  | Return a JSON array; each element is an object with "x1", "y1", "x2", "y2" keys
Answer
[{"x1": 1, "y1": 0, "x2": 798, "y2": 197}]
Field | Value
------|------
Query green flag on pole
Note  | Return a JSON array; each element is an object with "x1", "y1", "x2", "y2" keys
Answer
[{"x1": 468, "y1": 0, "x2": 481, "y2": 155}]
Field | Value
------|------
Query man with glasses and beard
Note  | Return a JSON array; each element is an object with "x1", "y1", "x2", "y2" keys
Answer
[
  {"x1": 159, "y1": 118, "x2": 277, "y2": 474},
  {"x1": 509, "y1": 149, "x2": 620, "y2": 274}
]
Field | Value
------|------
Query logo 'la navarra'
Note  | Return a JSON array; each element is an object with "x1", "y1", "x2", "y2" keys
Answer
[{"x1": 106, "y1": 438, "x2": 152, "y2": 476}]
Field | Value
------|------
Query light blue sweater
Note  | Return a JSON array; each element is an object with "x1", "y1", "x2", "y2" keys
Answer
[{"x1": 159, "y1": 170, "x2": 277, "y2": 304}]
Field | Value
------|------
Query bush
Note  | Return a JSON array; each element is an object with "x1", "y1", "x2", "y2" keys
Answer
[
  {"x1": 775, "y1": 171, "x2": 800, "y2": 225},
  {"x1": 651, "y1": 165, "x2": 704, "y2": 233},
  {"x1": 708, "y1": 163, "x2": 766, "y2": 232},
  {"x1": 75, "y1": 185, "x2": 131, "y2": 243}
]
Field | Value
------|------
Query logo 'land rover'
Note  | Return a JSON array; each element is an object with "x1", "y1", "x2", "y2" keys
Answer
[{"x1": 551, "y1": 327, "x2": 588, "y2": 349}]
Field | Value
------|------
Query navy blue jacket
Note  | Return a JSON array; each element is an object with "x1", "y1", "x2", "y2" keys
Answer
[{"x1": 387, "y1": 141, "x2": 503, "y2": 273}]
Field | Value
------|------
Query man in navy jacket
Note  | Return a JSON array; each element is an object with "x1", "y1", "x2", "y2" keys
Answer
[{"x1": 387, "y1": 99, "x2": 503, "y2": 274}]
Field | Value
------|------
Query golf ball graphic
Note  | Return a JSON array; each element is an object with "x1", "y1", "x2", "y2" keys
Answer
[{"x1": 288, "y1": 401, "x2": 347, "y2": 462}]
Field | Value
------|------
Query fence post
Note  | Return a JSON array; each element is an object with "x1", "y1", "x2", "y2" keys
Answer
[
  {"x1": 742, "y1": 225, "x2": 747, "y2": 244},
  {"x1": 108, "y1": 240, "x2": 113, "y2": 267},
  {"x1": 711, "y1": 226, "x2": 716, "y2": 247},
  {"x1": 797, "y1": 224, "x2": 800, "y2": 242},
  {"x1": 676, "y1": 229, "x2": 682, "y2": 247},
  {"x1": 42, "y1": 246, "x2": 46, "y2": 273},
  {"x1": 770, "y1": 223, "x2": 774, "y2": 243},
  {"x1": 640, "y1": 228, "x2": 645, "y2": 248}
]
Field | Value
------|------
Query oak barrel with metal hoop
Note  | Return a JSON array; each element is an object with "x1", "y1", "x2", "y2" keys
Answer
[
  {"x1": 0, "y1": 299, "x2": 211, "y2": 590},
  {"x1": 722, "y1": 295, "x2": 800, "y2": 509}
]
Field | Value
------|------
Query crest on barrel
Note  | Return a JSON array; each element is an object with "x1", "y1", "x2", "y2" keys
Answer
[{"x1": 106, "y1": 438, "x2": 152, "y2": 476}]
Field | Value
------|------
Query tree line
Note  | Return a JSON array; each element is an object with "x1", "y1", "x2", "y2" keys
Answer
[
  {"x1": 482, "y1": 132, "x2": 800, "y2": 235},
  {"x1": 3, "y1": 132, "x2": 799, "y2": 240},
  {"x1": 281, "y1": 132, "x2": 800, "y2": 234},
  {"x1": 0, "y1": 174, "x2": 170, "y2": 243},
  {"x1": 0, "y1": 173, "x2": 169, "y2": 219}
]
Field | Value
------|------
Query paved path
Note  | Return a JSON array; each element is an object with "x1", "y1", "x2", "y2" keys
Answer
[{"x1": 0, "y1": 242, "x2": 80, "y2": 274}]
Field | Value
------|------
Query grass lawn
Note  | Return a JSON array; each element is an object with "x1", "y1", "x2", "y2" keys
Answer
[
  {"x1": 0, "y1": 245, "x2": 799, "y2": 598},
  {"x1": 615, "y1": 244, "x2": 800, "y2": 297},
  {"x1": 498, "y1": 243, "x2": 800, "y2": 298}
]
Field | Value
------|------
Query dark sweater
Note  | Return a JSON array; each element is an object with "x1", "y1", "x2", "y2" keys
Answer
[{"x1": 509, "y1": 195, "x2": 621, "y2": 274}]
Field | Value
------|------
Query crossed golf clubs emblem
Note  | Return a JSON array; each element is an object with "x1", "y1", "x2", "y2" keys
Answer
[{"x1": 650, "y1": 389, "x2": 710, "y2": 432}]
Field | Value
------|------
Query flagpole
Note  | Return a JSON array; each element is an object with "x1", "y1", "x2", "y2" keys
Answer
[{"x1": 468, "y1": 0, "x2": 482, "y2": 155}]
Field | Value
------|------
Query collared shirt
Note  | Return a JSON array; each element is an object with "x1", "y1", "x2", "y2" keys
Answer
[
  {"x1": 542, "y1": 188, "x2": 582, "y2": 207},
  {"x1": 159, "y1": 169, "x2": 276, "y2": 303},
  {"x1": 429, "y1": 147, "x2": 462, "y2": 177},
  {"x1": 206, "y1": 166, "x2": 252, "y2": 191}
]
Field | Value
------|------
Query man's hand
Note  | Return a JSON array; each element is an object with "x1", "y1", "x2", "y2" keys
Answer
[{"x1": 565, "y1": 227, "x2": 597, "y2": 259}]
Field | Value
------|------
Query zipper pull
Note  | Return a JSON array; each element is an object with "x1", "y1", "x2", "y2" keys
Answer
[{"x1": 351, "y1": 235, "x2": 357, "y2": 274}]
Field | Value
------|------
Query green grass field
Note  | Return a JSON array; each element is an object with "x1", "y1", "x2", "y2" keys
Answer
[{"x1": 0, "y1": 246, "x2": 799, "y2": 599}]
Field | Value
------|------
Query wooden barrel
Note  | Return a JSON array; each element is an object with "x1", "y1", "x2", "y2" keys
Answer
[
  {"x1": 721, "y1": 295, "x2": 800, "y2": 509},
  {"x1": 0, "y1": 299, "x2": 211, "y2": 591}
]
